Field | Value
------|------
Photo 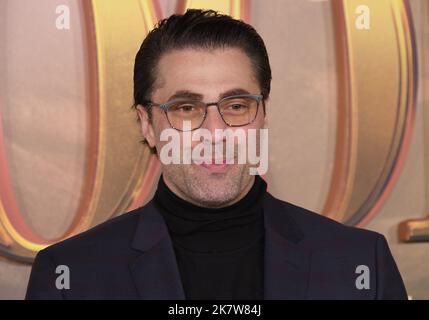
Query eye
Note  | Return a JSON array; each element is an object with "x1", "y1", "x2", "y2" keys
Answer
[
  {"x1": 225, "y1": 102, "x2": 250, "y2": 112},
  {"x1": 178, "y1": 104, "x2": 195, "y2": 112},
  {"x1": 170, "y1": 103, "x2": 197, "y2": 112},
  {"x1": 230, "y1": 103, "x2": 247, "y2": 110}
]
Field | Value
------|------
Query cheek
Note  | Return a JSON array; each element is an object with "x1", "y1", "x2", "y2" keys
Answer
[{"x1": 246, "y1": 109, "x2": 266, "y2": 130}]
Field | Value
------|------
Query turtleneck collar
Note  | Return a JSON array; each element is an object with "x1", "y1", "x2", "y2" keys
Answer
[{"x1": 153, "y1": 175, "x2": 267, "y2": 253}]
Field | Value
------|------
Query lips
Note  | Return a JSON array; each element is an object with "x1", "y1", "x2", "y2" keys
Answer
[
  {"x1": 198, "y1": 157, "x2": 233, "y2": 172},
  {"x1": 199, "y1": 162, "x2": 229, "y2": 172}
]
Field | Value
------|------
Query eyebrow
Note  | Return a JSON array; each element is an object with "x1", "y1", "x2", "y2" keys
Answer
[
  {"x1": 167, "y1": 88, "x2": 251, "y2": 102},
  {"x1": 168, "y1": 90, "x2": 203, "y2": 101},
  {"x1": 219, "y1": 88, "x2": 251, "y2": 99}
]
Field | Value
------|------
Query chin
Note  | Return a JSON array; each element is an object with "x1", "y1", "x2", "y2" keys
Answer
[
  {"x1": 192, "y1": 192, "x2": 238, "y2": 208},
  {"x1": 187, "y1": 177, "x2": 241, "y2": 207}
]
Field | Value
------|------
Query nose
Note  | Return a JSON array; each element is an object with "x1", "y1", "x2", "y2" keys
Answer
[{"x1": 200, "y1": 105, "x2": 228, "y2": 133}]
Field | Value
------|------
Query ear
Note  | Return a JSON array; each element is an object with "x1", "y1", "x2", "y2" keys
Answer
[{"x1": 136, "y1": 105, "x2": 156, "y2": 148}]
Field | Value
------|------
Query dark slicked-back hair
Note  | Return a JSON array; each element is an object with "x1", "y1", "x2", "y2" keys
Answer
[{"x1": 133, "y1": 9, "x2": 272, "y2": 111}]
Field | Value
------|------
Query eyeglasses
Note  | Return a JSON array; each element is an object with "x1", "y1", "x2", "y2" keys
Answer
[{"x1": 146, "y1": 94, "x2": 263, "y2": 132}]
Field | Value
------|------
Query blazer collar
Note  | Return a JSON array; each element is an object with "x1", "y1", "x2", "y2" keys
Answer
[{"x1": 129, "y1": 193, "x2": 311, "y2": 299}]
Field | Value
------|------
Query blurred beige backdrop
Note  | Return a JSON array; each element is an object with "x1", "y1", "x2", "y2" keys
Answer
[{"x1": 0, "y1": 0, "x2": 428, "y2": 299}]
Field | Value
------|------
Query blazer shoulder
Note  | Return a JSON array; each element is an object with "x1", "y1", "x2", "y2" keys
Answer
[
  {"x1": 266, "y1": 193, "x2": 382, "y2": 245},
  {"x1": 38, "y1": 204, "x2": 147, "y2": 258}
]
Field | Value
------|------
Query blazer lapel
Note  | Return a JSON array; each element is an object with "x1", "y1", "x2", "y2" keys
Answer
[
  {"x1": 128, "y1": 201, "x2": 185, "y2": 300},
  {"x1": 263, "y1": 193, "x2": 311, "y2": 299}
]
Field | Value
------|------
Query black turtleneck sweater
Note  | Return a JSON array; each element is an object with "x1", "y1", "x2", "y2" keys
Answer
[{"x1": 153, "y1": 175, "x2": 267, "y2": 300}]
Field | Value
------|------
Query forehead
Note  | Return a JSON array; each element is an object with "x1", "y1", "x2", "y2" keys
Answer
[{"x1": 152, "y1": 48, "x2": 260, "y2": 100}]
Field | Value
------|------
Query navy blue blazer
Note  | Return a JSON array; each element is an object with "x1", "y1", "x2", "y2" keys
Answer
[{"x1": 26, "y1": 193, "x2": 407, "y2": 299}]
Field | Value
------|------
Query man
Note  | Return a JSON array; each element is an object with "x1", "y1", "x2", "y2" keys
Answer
[{"x1": 26, "y1": 9, "x2": 407, "y2": 300}]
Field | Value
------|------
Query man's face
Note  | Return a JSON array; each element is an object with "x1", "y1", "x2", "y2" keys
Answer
[{"x1": 137, "y1": 48, "x2": 266, "y2": 208}]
